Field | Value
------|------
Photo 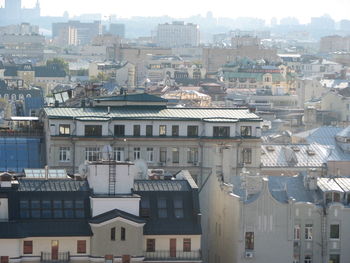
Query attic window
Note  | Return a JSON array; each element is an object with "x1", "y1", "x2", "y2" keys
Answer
[
  {"x1": 291, "y1": 146, "x2": 300, "y2": 152},
  {"x1": 266, "y1": 146, "x2": 275, "y2": 151},
  {"x1": 306, "y1": 149, "x2": 316, "y2": 156},
  {"x1": 157, "y1": 198, "x2": 167, "y2": 218}
]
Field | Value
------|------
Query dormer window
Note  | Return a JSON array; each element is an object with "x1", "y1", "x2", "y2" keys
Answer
[
  {"x1": 325, "y1": 192, "x2": 341, "y2": 204},
  {"x1": 241, "y1": 126, "x2": 252, "y2": 137}
]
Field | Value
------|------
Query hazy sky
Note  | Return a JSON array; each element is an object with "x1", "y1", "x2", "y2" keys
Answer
[{"x1": 18, "y1": 0, "x2": 350, "y2": 23}]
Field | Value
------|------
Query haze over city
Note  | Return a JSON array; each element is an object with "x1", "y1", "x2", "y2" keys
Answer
[{"x1": 14, "y1": 0, "x2": 350, "y2": 22}]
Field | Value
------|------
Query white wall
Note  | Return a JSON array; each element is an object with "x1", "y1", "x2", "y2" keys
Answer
[
  {"x1": 0, "y1": 239, "x2": 20, "y2": 258},
  {"x1": 0, "y1": 198, "x2": 8, "y2": 220},
  {"x1": 90, "y1": 197, "x2": 140, "y2": 217}
]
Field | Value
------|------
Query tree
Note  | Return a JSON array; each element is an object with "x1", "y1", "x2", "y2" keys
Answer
[{"x1": 46, "y1": 58, "x2": 69, "y2": 74}]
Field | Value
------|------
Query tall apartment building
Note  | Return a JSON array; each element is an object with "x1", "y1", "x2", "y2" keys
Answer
[
  {"x1": 320, "y1": 35, "x2": 350, "y2": 53},
  {"x1": 52, "y1": 21, "x2": 102, "y2": 46},
  {"x1": 40, "y1": 93, "x2": 262, "y2": 184},
  {"x1": 156, "y1": 21, "x2": 200, "y2": 48}
]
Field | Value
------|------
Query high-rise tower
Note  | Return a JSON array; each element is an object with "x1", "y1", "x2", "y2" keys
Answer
[{"x1": 5, "y1": 0, "x2": 21, "y2": 20}]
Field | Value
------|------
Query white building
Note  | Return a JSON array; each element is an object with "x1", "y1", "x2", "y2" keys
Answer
[{"x1": 156, "y1": 21, "x2": 200, "y2": 48}]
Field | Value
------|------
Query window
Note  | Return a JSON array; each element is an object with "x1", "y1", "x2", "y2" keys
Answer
[
  {"x1": 330, "y1": 224, "x2": 339, "y2": 239},
  {"x1": 187, "y1": 148, "x2": 198, "y2": 164},
  {"x1": 146, "y1": 239, "x2": 155, "y2": 252},
  {"x1": 183, "y1": 238, "x2": 191, "y2": 252},
  {"x1": 140, "y1": 198, "x2": 150, "y2": 217},
  {"x1": 23, "y1": 241, "x2": 33, "y2": 254},
  {"x1": 245, "y1": 232, "x2": 254, "y2": 250},
  {"x1": 242, "y1": 148, "x2": 252, "y2": 164},
  {"x1": 77, "y1": 240, "x2": 86, "y2": 254},
  {"x1": 160, "y1": 147, "x2": 167, "y2": 163},
  {"x1": 59, "y1": 124, "x2": 70, "y2": 135},
  {"x1": 114, "y1": 147, "x2": 125, "y2": 161},
  {"x1": 187, "y1": 126, "x2": 198, "y2": 137},
  {"x1": 294, "y1": 225, "x2": 301, "y2": 240},
  {"x1": 64, "y1": 200, "x2": 74, "y2": 218},
  {"x1": 174, "y1": 198, "x2": 184, "y2": 218},
  {"x1": 240, "y1": 126, "x2": 252, "y2": 137},
  {"x1": 105, "y1": 254, "x2": 114, "y2": 263},
  {"x1": 0, "y1": 257, "x2": 9, "y2": 263},
  {"x1": 121, "y1": 227, "x2": 126, "y2": 241},
  {"x1": 146, "y1": 125, "x2": 153, "y2": 136},
  {"x1": 53, "y1": 200, "x2": 63, "y2": 218},
  {"x1": 172, "y1": 148, "x2": 179, "y2": 164},
  {"x1": 333, "y1": 193, "x2": 340, "y2": 202},
  {"x1": 133, "y1": 125, "x2": 140, "y2": 136},
  {"x1": 172, "y1": 125, "x2": 179, "y2": 136},
  {"x1": 305, "y1": 224, "x2": 313, "y2": 240},
  {"x1": 20, "y1": 200, "x2": 29, "y2": 218},
  {"x1": 85, "y1": 125, "x2": 102, "y2": 136},
  {"x1": 329, "y1": 254, "x2": 340, "y2": 263},
  {"x1": 133, "y1": 147, "x2": 141, "y2": 160},
  {"x1": 75, "y1": 200, "x2": 85, "y2": 218},
  {"x1": 85, "y1": 147, "x2": 101, "y2": 161},
  {"x1": 146, "y1": 148, "x2": 154, "y2": 163},
  {"x1": 59, "y1": 147, "x2": 71, "y2": 162},
  {"x1": 122, "y1": 255, "x2": 130, "y2": 263},
  {"x1": 159, "y1": 125, "x2": 167, "y2": 136},
  {"x1": 111, "y1": 227, "x2": 116, "y2": 241},
  {"x1": 114, "y1": 125, "x2": 125, "y2": 136},
  {"x1": 213, "y1": 126, "x2": 230, "y2": 137},
  {"x1": 31, "y1": 200, "x2": 40, "y2": 218},
  {"x1": 304, "y1": 255, "x2": 312, "y2": 263},
  {"x1": 158, "y1": 198, "x2": 167, "y2": 218},
  {"x1": 326, "y1": 192, "x2": 341, "y2": 204},
  {"x1": 42, "y1": 200, "x2": 52, "y2": 218},
  {"x1": 293, "y1": 255, "x2": 300, "y2": 263}
]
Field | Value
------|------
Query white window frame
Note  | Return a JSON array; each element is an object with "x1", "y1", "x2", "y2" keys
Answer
[
  {"x1": 146, "y1": 147, "x2": 154, "y2": 163},
  {"x1": 133, "y1": 147, "x2": 141, "y2": 160},
  {"x1": 305, "y1": 224, "x2": 313, "y2": 240},
  {"x1": 85, "y1": 147, "x2": 101, "y2": 161},
  {"x1": 59, "y1": 147, "x2": 71, "y2": 162},
  {"x1": 114, "y1": 147, "x2": 125, "y2": 161},
  {"x1": 187, "y1": 147, "x2": 198, "y2": 164},
  {"x1": 294, "y1": 224, "x2": 301, "y2": 240}
]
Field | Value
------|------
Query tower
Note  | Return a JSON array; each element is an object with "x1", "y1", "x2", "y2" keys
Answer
[{"x1": 5, "y1": 0, "x2": 21, "y2": 20}]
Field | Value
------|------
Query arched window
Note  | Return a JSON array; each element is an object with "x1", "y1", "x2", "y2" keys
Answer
[
  {"x1": 26, "y1": 94, "x2": 32, "y2": 98},
  {"x1": 11, "y1": 94, "x2": 16, "y2": 101},
  {"x1": 19, "y1": 94, "x2": 24, "y2": 100}
]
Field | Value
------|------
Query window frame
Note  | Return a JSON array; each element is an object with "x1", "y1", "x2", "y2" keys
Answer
[
  {"x1": 330, "y1": 224, "x2": 340, "y2": 239},
  {"x1": 111, "y1": 227, "x2": 116, "y2": 241},
  {"x1": 187, "y1": 125, "x2": 199, "y2": 137},
  {"x1": 213, "y1": 126, "x2": 230, "y2": 137},
  {"x1": 114, "y1": 125, "x2": 125, "y2": 137},
  {"x1": 133, "y1": 125, "x2": 141, "y2": 137},
  {"x1": 121, "y1": 227, "x2": 126, "y2": 241},
  {"x1": 242, "y1": 148, "x2": 252, "y2": 164},
  {"x1": 59, "y1": 124, "x2": 70, "y2": 135},
  {"x1": 146, "y1": 239, "x2": 155, "y2": 252},
  {"x1": 159, "y1": 125, "x2": 167, "y2": 136},
  {"x1": 172, "y1": 147, "x2": 180, "y2": 164},
  {"x1": 84, "y1": 125, "x2": 102, "y2": 137},
  {"x1": 23, "y1": 240, "x2": 33, "y2": 254},
  {"x1": 59, "y1": 146, "x2": 71, "y2": 162},
  {"x1": 305, "y1": 224, "x2": 313, "y2": 240},
  {"x1": 172, "y1": 125, "x2": 179, "y2": 136},
  {"x1": 240, "y1": 126, "x2": 252, "y2": 137},
  {"x1": 77, "y1": 240, "x2": 86, "y2": 254},
  {"x1": 183, "y1": 238, "x2": 191, "y2": 252},
  {"x1": 146, "y1": 125, "x2": 153, "y2": 136},
  {"x1": 245, "y1": 232, "x2": 254, "y2": 250}
]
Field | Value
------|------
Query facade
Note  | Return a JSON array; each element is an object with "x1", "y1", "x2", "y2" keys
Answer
[
  {"x1": 0, "y1": 0, "x2": 40, "y2": 24},
  {"x1": 321, "y1": 89, "x2": 350, "y2": 122},
  {"x1": 201, "y1": 169, "x2": 350, "y2": 263},
  {"x1": 0, "y1": 160, "x2": 202, "y2": 263},
  {"x1": 156, "y1": 22, "x2": 200, "y2": 48},
  {"x1": 320, "y1": 35, "x2": 350, "y2": 53},
  {"x1": 40, "y1": 93, "x2": 262, "y2": 184}
]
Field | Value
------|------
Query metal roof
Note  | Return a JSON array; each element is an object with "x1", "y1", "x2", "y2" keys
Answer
[
  {"x1": 261, "y1": 143, "x2": 328, "y2": 168},
  {"x1": 317, "y1": 178, "x2": 344, "y2": 192},
  {"x1": 293, "y1": 126, "x2": 350, "y2": 161},
  {"x1": 18, "y1": 179, "x2": 90, "y2": 192},
  {"x1": 24, "y1": 169, "x2": 68, "y2": 179},
  {"x1": 95, "y1": 93, "x2": 167, "y2": 102},
  {"x1": 43, "y1": 107, "x2": 262, "y2": 121},
  {"x1": 334, "y1": 178, "x2": 350, "y2": 192},
  {"x1": 134, "y1": 180, "x2": 190, "y2": 191}
]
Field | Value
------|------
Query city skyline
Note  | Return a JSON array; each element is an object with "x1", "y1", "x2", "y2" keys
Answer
[{"x1": 13, "y1": 0, "x2": 350, "y2": 23}]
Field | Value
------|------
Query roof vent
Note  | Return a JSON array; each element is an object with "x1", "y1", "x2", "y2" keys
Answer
[
  {"x1": 266, "y1": 146, "x2": 275, "y2": 151},
  {"x1": 291, "y1": 146, "x2": 300, "y2": 152},
  {"x1": 306, "y1": 149, "x2": 316, "y2": 156}
]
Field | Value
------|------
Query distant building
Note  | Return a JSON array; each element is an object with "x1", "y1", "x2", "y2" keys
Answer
[
  {"x1": 320, "y1": 35, "x2": 350, "y2": 53},
  {"x1": 109, "y1": 23, "x2": 125, "y2": 38},
  {"x1": 0, "y1": 0, "x2": 40, "y2": 24},
  {"x1": 52, "y1": 21, "x2": 102, "y2": 46},
  {"x1": 156, "y1": 21, "x2": 200, "y2": 48}
]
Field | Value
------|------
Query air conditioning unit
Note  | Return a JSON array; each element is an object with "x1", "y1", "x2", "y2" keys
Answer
[{"x1": 245, "y1": 251, "x2": 254, "y2": 258}]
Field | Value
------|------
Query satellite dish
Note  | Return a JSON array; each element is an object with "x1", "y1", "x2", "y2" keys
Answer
[
  {"x1": 102, "y1": 144, "x2": 113, "y2": 160},
  {"x1": 134, "y1": 159, "x2": 148, "y2": 179},
  {"x1": 78, "y1": 163, "x2": 88, "y2": 177}
]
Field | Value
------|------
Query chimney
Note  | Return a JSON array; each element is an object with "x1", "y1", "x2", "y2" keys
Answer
[
  {"x1": 107, "y1": 106, "x2": 110, "y2": 114},
  {"x1": 81, "y1": 99, "x2": 86, "y2": 108},
  {"x1": 44, "y1": 165, "x2": 49, "y2": 180}
]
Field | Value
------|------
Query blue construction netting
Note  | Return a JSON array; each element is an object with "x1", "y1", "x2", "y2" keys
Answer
[{"x1": 0, "y1": 137, "x2": 42, "y2": 173}]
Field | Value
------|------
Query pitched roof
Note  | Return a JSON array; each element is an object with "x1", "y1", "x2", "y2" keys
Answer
[
  {"x1": 134, "y1": 180, "x2": 190, "y2": 191},
  {"x1": 43, "y1": 107, "x2": 262, "y2": 121},
  {"x1": 90, "y1": 209, "x2": 146, "y2": 224},
  {"x1": 95, "y1": 93, "x2": 167, "y2": 102},
  {"x1": 0, "y1": 220, "x2": 92, "y2": 238},
  {"x1": 18, "y1": 179, "x2": 90, "y2": 192}
]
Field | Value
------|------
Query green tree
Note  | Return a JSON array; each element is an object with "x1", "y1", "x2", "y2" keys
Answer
[{"x1": 46, "y1": 58, "x2": 69, "y2": 74}]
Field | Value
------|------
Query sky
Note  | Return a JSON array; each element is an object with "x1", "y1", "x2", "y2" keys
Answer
[{"x1": 17, "y1": 0, "x2": 350, "y2": 23}]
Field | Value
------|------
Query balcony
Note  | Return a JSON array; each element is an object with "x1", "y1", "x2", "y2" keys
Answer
[
  {"x1": 144, "y1": 250, "x2": 201, "y2": 261},
  {"x1": 40, "y1": 252, "x2": 70, "y2": 262}
]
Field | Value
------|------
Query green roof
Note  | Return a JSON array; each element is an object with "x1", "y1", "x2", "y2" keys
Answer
[
  {"x1": 43, "y1": 107, "x2": 262, "y2": 121},
  {"x1": 95, "y1": 93, "x2": 167, "y2": 102}
]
